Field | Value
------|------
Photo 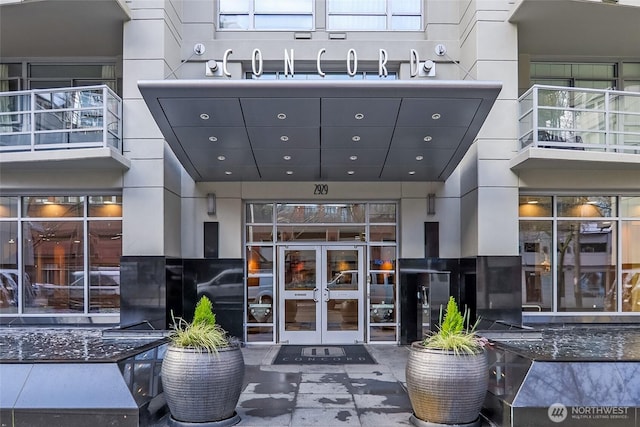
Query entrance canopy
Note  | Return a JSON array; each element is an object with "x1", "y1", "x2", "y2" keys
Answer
[{"x1": 139, "y1": 79, "x2": 501, "y2": 182}]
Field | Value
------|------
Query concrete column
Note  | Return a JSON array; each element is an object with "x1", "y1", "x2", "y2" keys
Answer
[{"x1": 121, "y1": 0, "x2": 184, "y2": 257}]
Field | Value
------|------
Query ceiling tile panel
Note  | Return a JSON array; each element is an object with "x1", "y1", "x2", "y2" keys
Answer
[
  {"x1": 159, "y1": 98, "x2": 244, "y2": 126},
  {"x1": 253, "y1": 148, "x2": 320, "y2": 166},
  {"x1": 139, "y1": 80, "x2": 502, "y2": 182},
  {"x1": 241, "y1": 98, "x2": 320, "y2": 127},
  {"x1": 196, "y1": 165, "x2": 261, "y2": 181},
  {"x1": 258, "y1": 166, "x2": 320, "y2": 181},
  {"x1": 320, "y1": 148, "x2": 389, "y2": 166},
  {"x1": 321, "y1": 98, "x2": 401, "y2": 126},
  {"x1": 173, "y1": 127, "x2": 250, "y2": 150},
  {"x1": 384, "y1": 148, "x2": 455, "y2": 166},
  {"x1": 188, "y1": 148, "x2": 257, "y2": 172},
  {"x1": 390, "y1": 126, "x2": 468, "y2": 150},
  {"x1": 247, "y1": 127, "x2": 319, "y2": 149},
  {"x1": 397, "y1": 98, "x2": 482, "y2": 127},
  {"x1": 321, "y1": 166, "x2": 383, "y2": 181},
  {"x1": 321, "y1": 127, "x2": 394, "y2": 149}
]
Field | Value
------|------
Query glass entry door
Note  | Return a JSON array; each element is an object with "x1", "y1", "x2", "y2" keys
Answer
[{"x1": 278, "y1": 245, "x2": 364, "y2": 344}]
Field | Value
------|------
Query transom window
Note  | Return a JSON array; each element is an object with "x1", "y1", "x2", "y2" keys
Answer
[
  {"x1": 218, "y1": 0, "x2": 314, "y2": 30},
  {"x1": 217, "y1": 0, "x2": 422, "y2": 31},
  {"x1": 327, "y1": 0, "x2": 422, "y2": 31}
]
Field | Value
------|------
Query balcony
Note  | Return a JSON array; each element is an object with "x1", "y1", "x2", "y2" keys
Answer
[
  {"x1": 511, "y1": 85, "x2": 640, "y2": 171},
  {"x1": 0, "y1": 85, "x2": 129, "y2": 171}
]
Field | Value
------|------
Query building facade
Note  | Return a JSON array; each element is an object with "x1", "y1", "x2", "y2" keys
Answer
[{"x1": 1, "y1": 0, "x2": 639, "y2": 344}]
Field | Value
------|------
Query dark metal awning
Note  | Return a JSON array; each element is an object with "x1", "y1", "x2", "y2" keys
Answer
[{"x1": 138, "y1": 79, "x2": 501, "y2": 182}]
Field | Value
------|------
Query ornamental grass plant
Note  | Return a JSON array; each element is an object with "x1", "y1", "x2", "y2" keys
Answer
[
  {"x1": 168, "y1": 295, "x2": 229, "y2": 354},
  {"x1": 422, "y1": 296, "x2": 485, "y2": 355}
]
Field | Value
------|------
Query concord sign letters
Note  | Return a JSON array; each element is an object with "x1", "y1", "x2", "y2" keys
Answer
[{"x1": 218, "y1": 48, "x2": 429, "y2": 78}]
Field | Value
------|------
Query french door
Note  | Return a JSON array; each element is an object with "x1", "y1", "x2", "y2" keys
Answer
[{"x1": 278, "y1": 245, "x2": 364, "y2": 344}]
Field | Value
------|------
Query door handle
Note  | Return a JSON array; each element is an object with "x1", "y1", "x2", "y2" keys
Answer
[
  {"x1": 313, "y1": 287, "x2": 319, "y2": 302},
  {"x1": 323, "y1": 288, "x2": 330, "y2": 302}
]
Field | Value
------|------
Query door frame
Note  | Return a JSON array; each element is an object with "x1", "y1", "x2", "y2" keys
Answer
[{"x1": 277, "y1": 244, "x2": 365, "y2": 344}]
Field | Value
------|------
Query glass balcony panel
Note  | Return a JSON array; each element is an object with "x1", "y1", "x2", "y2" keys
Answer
[
  {"x1": 610, "y1": 93, "x2": 640, "y2": 113},
  {"x1": 0, "y1": 113, "x2": 30, "y2": 133},
  {"x1": 34, "y1": 111, "x2": 66, "y2": 131},
  {"x1": 0, "y1": 94, "x2": 29, "y2": 112},
  {"x1": 0, "y1": 134, "x2": 30, "y2": 147},
  {"x1": 519, "y1": 92, "x2": 533, "y2": 117}
]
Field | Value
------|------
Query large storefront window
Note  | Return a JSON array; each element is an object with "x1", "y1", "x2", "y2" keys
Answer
[
  {"x1": 519, "y1": 195, "x2": 639, "y2": 315},
  {"x1": 245, "y1": 202, "x2": 397, "y2": 343},
  {"x1": 0, "y1": 195, "x2": 121, "y2": 318}
]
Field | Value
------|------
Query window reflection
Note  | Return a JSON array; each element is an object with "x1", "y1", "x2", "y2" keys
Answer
[
  {"x1": 88, "y1": 221, "x2": 122, "y2": 313},
  {"x1": 24, "y1": 220, "x2": 85, "y2": 313},
  {"x1": 519, "y1": 220, "x2": 552, "y2": 312},
  {"x1": 10, "y1": 195, "x2": 122, "y2": 315},
  {"x1": 557, "y1": 220, "x2": 616, "y2": 312}
]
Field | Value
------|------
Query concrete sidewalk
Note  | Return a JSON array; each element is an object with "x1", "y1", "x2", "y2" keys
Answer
[
  {"x1": 154, "y1": 344, "x2": 413, "y2": 426},
  {"x1": 154, "y1": 344, "x2": 494, "y2": 427}
]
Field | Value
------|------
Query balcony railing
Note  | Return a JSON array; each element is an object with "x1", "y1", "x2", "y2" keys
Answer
[
  {"x1": 0, "y1": 85, "x2": 122, "y2": 153},
  {"x1": 519, "y1": 85, "x2": 640, "y2": 154}
]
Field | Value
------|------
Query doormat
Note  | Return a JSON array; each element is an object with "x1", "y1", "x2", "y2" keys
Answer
[{"x1": 272, "y1": 345, "x2": 376, "y2": 365}]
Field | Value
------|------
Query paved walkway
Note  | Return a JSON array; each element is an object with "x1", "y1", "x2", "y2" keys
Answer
[
  {"x1": 154, "y1": 344, "x2": 494, "y2": 427},
  {"x1": 154, "y1": 344, "x2": 413, "y2": 426}
]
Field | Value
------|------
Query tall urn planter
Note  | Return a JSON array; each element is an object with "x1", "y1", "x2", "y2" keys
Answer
[
  {"x1": 162, "y1": 296, "x2": 245, "y2": 427},
  {"x1": 162, "y1": 345, "x2": 244, "y2": 426},
  {"x1": 406, "y1": 345, "x2": 488, "y2": 426},
  {"x1": 406, "y1": 297, "x2": 489, "y2": 427}
]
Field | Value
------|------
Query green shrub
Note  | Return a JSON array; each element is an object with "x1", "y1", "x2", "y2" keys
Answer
[
  {"x1": 168, "y1": 296, "x2": 228, "y2": 354},
  {"x1": 422, "y1": 296, "x2": 483, "y2": 355}
]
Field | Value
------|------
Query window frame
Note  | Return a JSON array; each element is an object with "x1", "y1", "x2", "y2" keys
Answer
[{"x1": 218, "y1": 0, "x2": 315, "y2": 31}]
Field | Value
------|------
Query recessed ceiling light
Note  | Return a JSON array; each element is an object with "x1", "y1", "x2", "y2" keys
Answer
[
  {"x1": 208, "y1": 136, "x2": 218, "y2": 142},
  {"x1": 280, "y1": 135, "x2": 289, "y2": 142},
  {"x1": 277, "y1": 113, "x2": 287, "y2": 120},
  {"x1": 416, "y1": 155, "x2": 424, "y2": 161},
  {"x1": 431, "y1": 113, "x2": 441, "y2": 120},
  {"x1": 352, "y1": 135, "x2": 361, "y2": 142},
  {"x1": 348, "y1": 171, "x2": 355, "y2": 175},
  {"x1": 409, "y1": 171, "x2": 416, "y2": 175},
  {"x1": 225, "y1": 171, "x2": 232, "y2": 175},
  {"x1": 200, "y1": 113, "x2": 210, "y2": 120},
  {"x1": 286, "y1": 171, "x2": 293, "y2": 175},
  {"x1": 349, "y1": 155, "x2": 358, "y2": 161},
  {"x1": 354, "y1": 113, "x2": 364, "y2": 120},
  {"x1": 424, "y1": 136, "x2": 433, "y2": 142},
  {"x1": 217, "y1": 155, "x2": 226, "y2": 161},
  {"x1": 283, "y1": 155, "x2": 292, "y2": 161}
]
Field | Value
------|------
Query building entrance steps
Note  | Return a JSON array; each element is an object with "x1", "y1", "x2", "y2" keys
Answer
[{"x1": 153, "y1": 344, "x2": 495, "y2": 427}]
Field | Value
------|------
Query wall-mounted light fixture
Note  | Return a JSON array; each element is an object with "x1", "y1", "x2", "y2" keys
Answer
[
  {"x1": 207, "y1": 193, "x2": 216, "y2": 215},
  {"x1": 427, "y1": 193, "x2": 436, "y2": 215}
]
